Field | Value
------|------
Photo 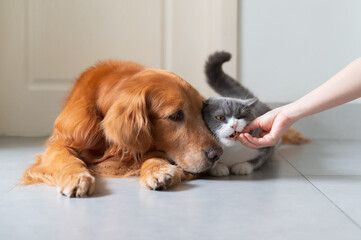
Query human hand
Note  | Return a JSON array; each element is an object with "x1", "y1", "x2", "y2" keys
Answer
[
  {"x1": 238, "y1": 57, "x2": 361, "y2": 149},
  {"x1": 238, "y1": 107, "x2": 296, "y2": 148}
]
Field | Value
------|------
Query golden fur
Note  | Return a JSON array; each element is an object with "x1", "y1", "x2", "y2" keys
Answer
[
  {"x1": 22, "y1": 61, "x2": 221, "y2": 197},
  {"x1": 282, "y1": 128, "x2": 309, "y2": 145}
]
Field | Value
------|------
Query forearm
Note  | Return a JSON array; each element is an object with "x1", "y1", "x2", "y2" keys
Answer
[{"x1": 283, "y1": 57, "x2": 361, "y2": 121}]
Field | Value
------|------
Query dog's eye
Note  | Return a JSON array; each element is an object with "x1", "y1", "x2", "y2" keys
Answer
[
  {"x1": 168, "y1": 110, "x2": 184, "y2": 122},
  {"x1": 216, "y1": 115, "x2": 226, "y2": 121}
]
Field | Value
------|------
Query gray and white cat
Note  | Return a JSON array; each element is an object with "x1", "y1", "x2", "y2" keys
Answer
[{"x1": 202, "y1": 51, "x2": 275, "y2": 176}]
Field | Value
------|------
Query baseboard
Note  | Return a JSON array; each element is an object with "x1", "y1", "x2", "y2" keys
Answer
[
  {"x1": 2, "y1": 103, "x2": 360, "y2": 140},
  {"x1": 0, "y1": 132, "x2": 50, "y2": 138},
  {"x1": 268, "y1": 102, "x2": 361, "y2": 141}
]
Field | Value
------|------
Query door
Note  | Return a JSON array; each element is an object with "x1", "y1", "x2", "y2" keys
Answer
[{"x1": 0, "y1": 0, "x2": 238, "y2": 136}]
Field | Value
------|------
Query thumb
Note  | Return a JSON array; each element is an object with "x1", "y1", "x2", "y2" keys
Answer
[{"x1": 242, "y1": 117, "x2": 262, "y2": 133}]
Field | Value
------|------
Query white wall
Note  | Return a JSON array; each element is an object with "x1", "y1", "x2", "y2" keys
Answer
[
  {"x1": 240, "y1": 0, "x2": 361, "y2": 104},
  {"x1": 239, "y1": 0, "x2": 361, "y2": 140}
]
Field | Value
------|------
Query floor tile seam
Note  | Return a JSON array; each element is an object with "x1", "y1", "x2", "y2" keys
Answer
[
  {"x1": 278, "y1": 152, "x2": 361, "y2": 231},
  {"x1": 303, "y1": 174, "x2": 361, "y2": 177},
  {"x1": 1, "y1": 185, "x2": 17, "y2": 199},
  {"x1": 308, "y1": 139, "x2": 361, "y2": 143},
  {"x1": 277, "y1": 152, "x2": 361, "y2": 177},
  {"x1": 1, "y1": 180, "x2": 22, "y2": 198}
]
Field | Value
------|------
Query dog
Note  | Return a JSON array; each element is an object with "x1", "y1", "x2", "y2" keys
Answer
[{"x1": 22, "y1": 60, "x2": 223, "y2": 197}]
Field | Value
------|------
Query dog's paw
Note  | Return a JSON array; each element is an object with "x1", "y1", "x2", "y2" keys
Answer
[
  {"x1": 231, "y1": 162, "x2": 254, "y2": 175},
  {"x1": 57, "y1": 172, "x2": 95, "y2": 198},
  {"x1": 139, "y1": 165, "x2": 178, "y2": 190},
  {"x1": 209, "y1": 162, "x2": 230, "y2": 177}
]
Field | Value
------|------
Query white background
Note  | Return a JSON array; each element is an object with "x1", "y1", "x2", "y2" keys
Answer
[{"x1": 240, "y1": 0, "x2": 361, "y2": 103}]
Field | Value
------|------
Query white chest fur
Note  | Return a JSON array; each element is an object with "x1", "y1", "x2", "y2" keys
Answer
[
  {"x1": 211, "y1": 116, "x2": 260, "y2": 176},
  {"x1": 218, "y1": 144, "x2": 259, "y2": 167}
]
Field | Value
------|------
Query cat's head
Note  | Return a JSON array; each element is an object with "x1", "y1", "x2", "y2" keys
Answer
[{"x1": 202, "y1": 97, "x2": 258, "y2": 147}]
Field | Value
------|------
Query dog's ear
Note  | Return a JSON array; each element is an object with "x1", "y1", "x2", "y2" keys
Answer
[{"x1": 102, "y1": 89, "x2": 152, "y2": 154}]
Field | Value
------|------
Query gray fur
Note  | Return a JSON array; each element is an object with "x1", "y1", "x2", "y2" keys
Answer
[
  {"x1": 202, "y1": 51, "x2": 275, "y2": 174},
  {"x1": 205, "y1": 51, "x2": 271, "y2": 116}
]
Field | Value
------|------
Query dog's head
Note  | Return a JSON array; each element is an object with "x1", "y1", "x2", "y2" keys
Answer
[{"x1": 102, "y1": 69, "x2": 222, "y2": 173}]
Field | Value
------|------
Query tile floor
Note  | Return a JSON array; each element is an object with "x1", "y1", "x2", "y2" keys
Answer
[{"x1": 1, "y1": 137, "x2": 361, "y2": 240}]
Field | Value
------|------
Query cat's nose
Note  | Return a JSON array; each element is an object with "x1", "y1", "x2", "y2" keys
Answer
[
  {"x1": 205, "y1": 146, "x2": 223, "y2": 162},
  {"x1": 231, "y1": 124, "x2": 237, "y2": 129}
]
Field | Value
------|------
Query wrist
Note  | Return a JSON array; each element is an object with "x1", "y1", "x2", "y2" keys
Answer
[{"x1": 277, "y1": 103, "x2": 304, "y2": 124}]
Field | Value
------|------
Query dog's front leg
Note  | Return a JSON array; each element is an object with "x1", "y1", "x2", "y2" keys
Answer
[
  {"x1": 22, "y1": 143, "x2": 95, "y2": 197},
  {"x1": 139, "y1": 158, "x2": 192, "y2": 190}
]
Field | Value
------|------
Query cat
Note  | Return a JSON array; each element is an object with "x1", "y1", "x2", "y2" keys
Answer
[{"x1": 202, "y1": 51, "x2": 275, "y2": 176}]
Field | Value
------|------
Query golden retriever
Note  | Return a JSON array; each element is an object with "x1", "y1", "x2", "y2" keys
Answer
[{"x1": 22, "y1": 60, "x2": 223, "y2": 197}]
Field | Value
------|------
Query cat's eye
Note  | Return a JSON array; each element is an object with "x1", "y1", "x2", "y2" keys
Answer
[
  {"x1": 168, "y1": 110, "x2": 184, "y2": 122},
  {"x1": 235, "y1": 115, "x2": 245, "y2": 119},
  {"x1": 216, "y1": 115, "x2": 226, "y2": 121}
]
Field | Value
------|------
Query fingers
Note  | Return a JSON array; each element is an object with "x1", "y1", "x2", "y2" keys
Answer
[
  {"x1": 238, "y1": 133, "x2": 277, "y2": 148},
  {"x1": 239, "y1": 109, "x2": 286, "y2": 148},
  {"x1": 242, "y1": 117, "x2": 262, "y2": 133},
  {"x1": 244, "y1": 133, "x2": 273, "y2": 147},
  {"x1": 259, "y1": 132, "x2": 268, "y2": 137},
  {"x1": 238, "y1": 134, "x2": 261, "y2": 149}
]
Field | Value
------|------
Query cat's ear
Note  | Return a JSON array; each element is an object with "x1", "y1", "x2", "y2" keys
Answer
[
  {"x1": 244, "y1": 98, "x2": 258, "y2": 106},
  {"x1": 203, "y1": 99, "x2": 209, "y2": 107}
]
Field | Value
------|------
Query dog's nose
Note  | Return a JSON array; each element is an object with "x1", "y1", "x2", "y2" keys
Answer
[{"x1": 205, "y1": 146, "x2": 223, "y2": 162}]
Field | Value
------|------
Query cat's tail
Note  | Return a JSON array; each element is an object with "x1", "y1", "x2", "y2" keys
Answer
[{"x1": 205, "y1": 51, "x2": 255, "y2": 99}]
